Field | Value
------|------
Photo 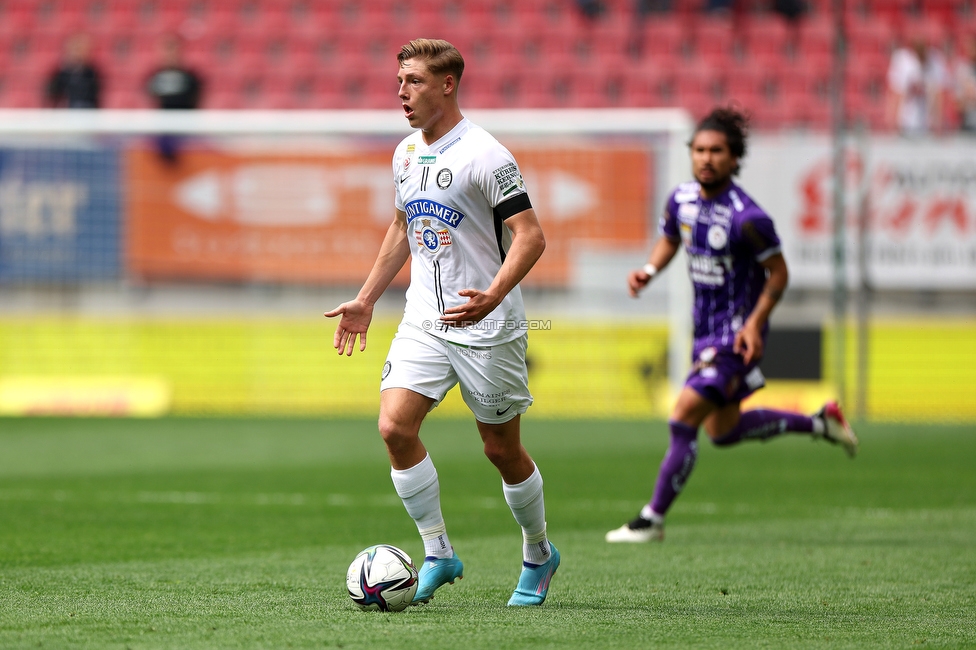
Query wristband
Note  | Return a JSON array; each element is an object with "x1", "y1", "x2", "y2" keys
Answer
[{"x1": 642, "y1": 263, "x2": 658, "y2": 277}]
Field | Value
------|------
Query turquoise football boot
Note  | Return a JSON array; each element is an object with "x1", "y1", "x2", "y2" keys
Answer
[
  {"x1": 507, "y1": 544, "x2": 559, "y2": 606},
  {"x1": 412, "y1": 553, "x2": 464, "y2": 604}
]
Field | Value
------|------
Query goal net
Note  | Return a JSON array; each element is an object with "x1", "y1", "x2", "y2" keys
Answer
[{"x1": 0, "y1": 108, "x2": 693, "y2": 417}]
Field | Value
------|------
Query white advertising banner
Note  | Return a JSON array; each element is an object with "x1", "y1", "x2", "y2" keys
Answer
[{"x1": 740, "y1": 135, "x2": 976, "y2": 289}]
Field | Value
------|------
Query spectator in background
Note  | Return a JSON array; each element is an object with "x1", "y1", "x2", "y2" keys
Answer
[
  {"x1": 46, "y1": 33, "x2": 101, "y2": 108},
  {"x1": 146, "y1": 34, "x2": 202, "y2": 110},
  {"x1": 635, "y1": 0, "x2": 672, "y2": 14},
  {"x1": 886, "y1": 36, "x2": 949, "y2": 135},
  {"x1": 952, "y1": 34, "x2": 976, "y2": 132},
  {"x1": 705, "y1": 0, "x2": 734, "y2": 13},
  {"x1": 773, "y1": 0, "x2": 807, "y2": 22},
  {"x1": 145, "y1": 34, "x2": 203, "y2": 164},
  {"x1": 575, "y1": 0, "x2": 605, "y2": 19}
]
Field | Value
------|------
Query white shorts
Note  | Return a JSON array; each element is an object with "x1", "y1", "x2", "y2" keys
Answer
[{"x1": 380, "y1": 322, "x2": 533, "y2": 424}]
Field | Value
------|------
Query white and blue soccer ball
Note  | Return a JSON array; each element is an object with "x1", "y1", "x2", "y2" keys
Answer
[{"x1": 346, "y1": 544, "x2": 418, "y2": 612}]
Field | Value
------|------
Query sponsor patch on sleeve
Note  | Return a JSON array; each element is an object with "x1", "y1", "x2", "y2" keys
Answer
[{"x1": 492, "y1": 162, "x2": 524, "y2": 196}]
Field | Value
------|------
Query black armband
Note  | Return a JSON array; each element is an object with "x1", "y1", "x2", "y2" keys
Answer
[{"x1": 495, "y1": 193, "x2": 532, "y2": 221}]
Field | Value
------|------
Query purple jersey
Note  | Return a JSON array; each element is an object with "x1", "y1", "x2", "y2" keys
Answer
[{"x1": 661, "y1": 180, "x2": 782, "y2": 353}]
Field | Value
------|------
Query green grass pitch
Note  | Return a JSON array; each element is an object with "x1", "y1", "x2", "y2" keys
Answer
[{"x1": 1, "y1": 416, "x2": 974, "y2": 649}]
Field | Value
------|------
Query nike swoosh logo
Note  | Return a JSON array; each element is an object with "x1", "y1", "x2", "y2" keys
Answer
[{"x1": 495, "y1": 404, "x2": 513, "y2": 416}]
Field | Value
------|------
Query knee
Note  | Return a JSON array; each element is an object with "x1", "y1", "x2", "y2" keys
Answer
[
  {"x1": 482, "y1": 438, "x2": 518, "y2": 468},
  {"x1": 377, "y1": 414, "x2": 417, "y2": 451}
]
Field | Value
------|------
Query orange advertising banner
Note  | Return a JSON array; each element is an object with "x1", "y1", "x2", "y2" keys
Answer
[{"x1": 125, "y1": 144, "x2": 651, "y2": 286}]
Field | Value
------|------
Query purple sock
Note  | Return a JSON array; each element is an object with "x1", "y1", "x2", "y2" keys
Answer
[
  {"x1": 649, "y1": 421, "x2": 699, "y2": 516},
  {"x1": 712, "y1": 408, "x2": 814, "y2": 447}
]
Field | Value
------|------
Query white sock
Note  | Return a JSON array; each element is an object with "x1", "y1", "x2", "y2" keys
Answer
[
  {"x1": 502, "y1": 464, "x2": 552, "y2": 566},
  {"x1": 390, "y1": 454, "x2": 453, "y2": 559},
  {"x1": 812, "y1": 417, "x2": 826, "y2": 435},
  {"x1": 640, "y1": 504, "x2": 664, "y2": 524}
]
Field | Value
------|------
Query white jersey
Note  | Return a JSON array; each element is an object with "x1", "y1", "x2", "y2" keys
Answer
[{"x1": 393, "y1": 117, "x2": 532, "y2": 345}]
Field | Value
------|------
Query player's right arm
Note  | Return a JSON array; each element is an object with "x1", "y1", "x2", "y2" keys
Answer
[
  {"x1": 323, "y1": 210, "x2": 411, "y2": 355},
  {"x1": 630, "y1": 189, "x2": 683, "y2": 298},
  {"x1": 628, "y1": 236, "x2": 680, "y2": 298}
]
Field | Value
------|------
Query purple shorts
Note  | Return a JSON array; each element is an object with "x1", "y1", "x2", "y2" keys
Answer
[{"x1": 684, "y1": 343, "x2": 766, "y2": 407}]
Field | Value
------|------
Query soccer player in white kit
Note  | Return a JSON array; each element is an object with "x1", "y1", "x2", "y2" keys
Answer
[{"x1": 324, "y1": 39, "x2": 558, "y2": 606}]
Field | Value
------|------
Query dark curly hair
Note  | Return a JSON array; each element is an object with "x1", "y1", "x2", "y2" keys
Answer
[{"x1": 692, "y1": 106, "x2": 750, "y2": 175}]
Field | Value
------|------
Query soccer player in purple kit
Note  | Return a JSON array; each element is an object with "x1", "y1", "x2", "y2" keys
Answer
[{"x1": 606, "y1": 107, "x2": 859, "y2": 544}]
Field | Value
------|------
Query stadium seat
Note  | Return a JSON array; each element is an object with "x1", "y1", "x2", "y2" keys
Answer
[
  {"x1": 102, "y1": 88, "x2": 148, "y2": 109},
  {"x1": 846, "y1": 66, "x2": 887, "y2": 110},
  {"x1": 924, "y1": 0, "x2": 960, "y2": 22},
  {"x1": 691, "y1": 15, "x2": 738, "y2": 65},
  {"x1": 743, "y1": 14, "x2": 795, "y2": 62},
  {"x1": 729, "y1": 63, "x2": 774, "y2": 104},
  {"x1": 0, "y1": 87, "x2": 37, "y2": 108},
  {"x1": 785, "y1": 92, "x2": 832, "y2": 130},
  {"x1": 847, "y1": 17, "x2": 896, "y2": 60},
  {"x1": 746, "y1": 97, "x2": 787, "y2": 131},
  {"x1": 620, "y1": 64, "x2": 677, "y2": 107},
  {"x1": 862, "y1": 0, "x2": 914, "y2": 23},
  {"x1": 674, "y1": 58, "x2": 728, "y2": 102},
  {"x1": 797, "y1": 15, "x2": 833, "y2": 61},
  {"x1": 674, "y1": 88, "x2": 714, "y2": 122},
  {"x1": 635, "y1": 19, "x2": 689, "y2": 61},
  {"x1": 584, "y1": 11, "x2": 637, "y2": 59},
  {"x1": 846, "y1": 92, "x2": 887, "y2": 131}
]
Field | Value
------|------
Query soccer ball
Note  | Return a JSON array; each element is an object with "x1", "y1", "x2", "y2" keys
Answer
[{"x1": 346, "y1": 544, "x2": 419, "y2": 612}]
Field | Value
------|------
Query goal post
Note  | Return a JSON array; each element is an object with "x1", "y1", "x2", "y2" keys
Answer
[{"x1": 0, "y1": 108, "x2": 694, "y2": 415}]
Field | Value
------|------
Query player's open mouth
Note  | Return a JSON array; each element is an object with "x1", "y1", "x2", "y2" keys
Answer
[{"x1": 403, "y1": 104, "x2": 414, "y2": 118}]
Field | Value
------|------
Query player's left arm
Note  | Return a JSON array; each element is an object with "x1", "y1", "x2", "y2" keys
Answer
[
  {"x1": 441, "y1": 208, "x2": 546, "y2": 326},
  {"x1": 734, "y1": 252, "x2": 788, "y2": 365}
]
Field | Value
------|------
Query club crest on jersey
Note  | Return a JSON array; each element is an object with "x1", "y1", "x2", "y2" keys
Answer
[
  {"x1": 404, "y1": 199, "x2": 465, "y2": 228},
  {"x1": 707, "y1": 224, "x2": 729, "y2": 249},
  {"x1": 415, "y1": 218, "x2": 452, "y2": 253},
  {"x1": 436, "y1": 168, "x2": 452, "y2": 189}
]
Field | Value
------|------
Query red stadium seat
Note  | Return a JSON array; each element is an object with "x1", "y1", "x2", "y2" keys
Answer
[
  {"x1": 584, "y1": 11, "x2": 637, "y2": 59},
  {"x1": 750, "y1": 99, "x2": 794, "y2": 131},
  {"x1": 635, "y1": 19, "x2": 689, "y2": 61},
  {"x1": 862, "y1": 0, "x2": 914, "y2": 23},
  {"x1": 845, "y1": 92, "x2": 887, "y2": 131},
  {"x1": 797, "y1": 15, "x2": 833, "y2": 60},
  {"x1": 0, "y1": 87, "x2": 37, "y2": 108},
  {"x1": 924, "y1": 0, "x2": 960, "y2": 22},
  {"x1": 674, "y1": 88, "x2": 714, "y2": 122},
  {"x1": 692, "y1": 15, "x2": 737, "y2": 65},
  {"x1": 847, "y1": 17, "x2": 896, "y2": 60},
  {"x1": 619, "y1": 63, "x2": 677, "y2": 107},
  {"x1": 743, "y1": 14, "x2": 795, "y2": 62},
  {"x1": 784, "y1": 92, "x2": 832, "y2": 130},
  {"x1": 674, "y1": 58, "x2": 729, "y2": 102}
]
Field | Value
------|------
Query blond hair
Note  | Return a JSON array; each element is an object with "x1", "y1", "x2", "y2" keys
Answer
[{"x1": 397, "y1": 39, "x2": 464, "y2": 84}]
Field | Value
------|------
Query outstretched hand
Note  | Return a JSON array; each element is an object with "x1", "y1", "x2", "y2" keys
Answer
[
  {"x1": 323, "y1": 299, "x2": 373, "y2": 356},
  {"x1": 440, "y1": 288, "x2": 500, "y2": 327},
  {"x1": 627, "y1": 268, "x2": 653, "y2": 298}
]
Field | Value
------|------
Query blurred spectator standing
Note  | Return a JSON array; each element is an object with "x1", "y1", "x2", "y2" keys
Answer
[
  {"x1": 576, "y1": 0, "x2": 606, "y2": 19},
  {"x1": 45, "y1": 33, "x2": 101, "y2": 108},
  {"x1": 146, "y1": 34, "x2": 203, "y2": 110},
  {"x1": 705, "y1": 0, "x2": 734, "y2": 14},
  {"x1": 952, "y1": 34, "x2": 976, "y2": 132},
  {"x1": 886, "y1": 36, "x2": 949, "y2": 135},
  {"x1": 145, "y1": 35, "x2": 203, "y2": 164},
  {"x1": 772, "y1": 0, "x2": 807, "y2": 22},
  {"x1": 635, "y1": 0, "x2": 672, "y2": 14}
]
